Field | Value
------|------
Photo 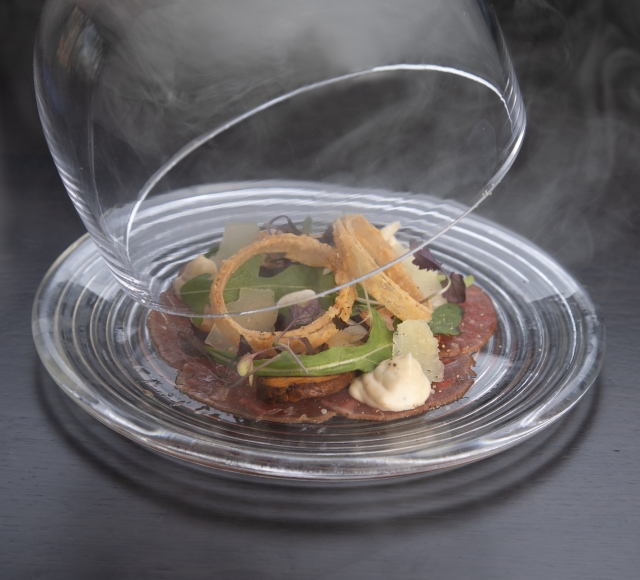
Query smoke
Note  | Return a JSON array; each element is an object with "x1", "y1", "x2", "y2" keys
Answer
[
  {"x1": 3, "y1": 0, "x2": 639, "y2": 270},
  {"x1": 35, "y1": 0, "x2": 521, "y2": 246},
  {"x1": 480, "y1": 0, "x2": 640, "y2": 269}
]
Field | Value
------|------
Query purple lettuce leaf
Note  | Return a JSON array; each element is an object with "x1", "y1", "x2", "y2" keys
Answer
[
  {"x1": 411, "y1": 245, "x2": 443, "y2": 271},
  {"x1": 443, "y1": 272, "x2": 467, "y2": 304},
  {"x1": 235, "y1": 335, "x2": 253, "y2": 359},
  {"x1": 290, "y1": 299, "x2": 321, "y2": 327},
  {"x1": 263, "y1": 215, "x2": 301, "y2": 235},
  {"x1": 259, "y1": 258, "x2": 292, "y2": 278},
  {"x1": 319, "y1": 224, "x2": 335, "y2": 246}
]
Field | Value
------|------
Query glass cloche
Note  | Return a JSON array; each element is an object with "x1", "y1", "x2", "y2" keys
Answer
[{"x1": 35, "y1": 0, "x2": 525, "y2": 318}]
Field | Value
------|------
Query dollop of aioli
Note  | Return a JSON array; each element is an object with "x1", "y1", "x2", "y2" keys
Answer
[{"x1": 348, "y1": 353, "x2": 431, "y2": 412}]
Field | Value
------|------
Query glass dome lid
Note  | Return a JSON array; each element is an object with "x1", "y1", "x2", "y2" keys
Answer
[{"x1": 35, "y1": 0, "x2": 525, "y2": 319}]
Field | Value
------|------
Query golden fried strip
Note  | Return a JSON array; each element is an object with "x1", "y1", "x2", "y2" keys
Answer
[
  {"x1": 342, "y1": 214, "x2": 423, "y2": 302},
  {"x1": 334, "y1": 216, "x2": 432, "y2": 322},
  {"x1": 210, "y1": 234, "x2": 356, "y2": 352}
]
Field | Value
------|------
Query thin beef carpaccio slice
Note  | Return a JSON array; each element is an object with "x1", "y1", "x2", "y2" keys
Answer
[
  {"x1": 147, "y1": 290, "x2": 486, "y2": 424},
  {"x1": 319, "y1": 354, "x2": 476, "y2": 421},
  {"x1": 437, "y1": 285, "x2": 497, "y2": 358},
  {"x1": 176, "y1": 358, "x2": 337, "y2": 423},
  {"x1": 146, "y1": 291, "x2": 336, "y2": 423},
  {"x1": 147, "y1": 290, "x2": 202, "y2": 369}
]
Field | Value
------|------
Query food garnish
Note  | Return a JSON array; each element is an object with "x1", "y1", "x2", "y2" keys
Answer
[
  {"x1": 393, "y1": 320, "x2": 444, "y2": 382},
  {"x1": 411, "y1": 244, "x2": 467, "y2": 304},
  {"x1": 172, "y1": 254, "x2": 218, "y2": 298},
  {"x1": 333, "y1": 216, "x2": 432, "y2": 322},
  {"x1": 428, "y1": 303, "x2": 464, "y2": 336},
  {"x1": 205, "y1": 308, "x2": 393, "y2": 378},
  {"x1": 411, "y1": 245, "x2": 443, "y2": 272},
  {"x1": 348, "y1": 353, "x2": 432, "y2": 412},
  {"x1": 442, "y1": 272, "x2": 467, "y2": 304},
  {"x1": 213, "y1": 221, "x2": 260, "y2": 264},
  {"x1": 147, "y1": 214, "x2": 498, "y2": 423},
  {"x1": 209, "y1": 233, "x2": 356, "y2": 352}
]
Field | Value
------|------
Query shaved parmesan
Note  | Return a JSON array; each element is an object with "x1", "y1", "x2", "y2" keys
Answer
[
  {"x1": 226, "y1": 288, "x2": 277, "y2": 331},
  {"x1": 213, "y1": 221, "x2": 260, "y2": 265},
  {"x1": 402, "y1": 259, "x2": 447, "y2": 307},
  {"x1": 206, "y1": 288, "x2": 277, "y2": 350},
  {"x1": 204, "y1": 325, "x2": 236, "y2": 351},
  {"x1": 393, "y1": 320, "x2": 444, "y2": 382}
]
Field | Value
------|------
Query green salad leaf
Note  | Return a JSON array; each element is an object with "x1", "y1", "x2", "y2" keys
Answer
[
  {"x1": 428, "y1": 303, "x2": 463, "y2": 336},
  {"x1": 204, "y1": 244, "x2": 219, "y2": 259},
  {"x1": 178, "y1": 256, "x2": 337, "y2": 316},
  {"x1": 301, "y1": 216, "x2": 313, "y2": 234},
  {"x1": 224, "y1": 256, "x2": 335, "y2": 303},
  {"x1": 204, "y1": 309, "x2": 393, "y2": 377},
  {"x1": 203, "y1": 347, "x2": 235, "y2": 366},
  {"x1": 180, "y1": 273, "x2": 214, "y2": 316}
]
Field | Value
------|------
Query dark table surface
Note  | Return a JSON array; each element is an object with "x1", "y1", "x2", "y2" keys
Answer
[{"x1": 2, "y1": 1, "x2": 639, "y2": 579}]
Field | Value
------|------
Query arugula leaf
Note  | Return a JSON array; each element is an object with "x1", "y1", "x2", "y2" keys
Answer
[
  {"x1": 301, "y1": 216, "x2": 313, "y2": 234},
  {"x1": 428, "y1": 303, "x2": 463, "y2": 336},
  {"x1": 204, "y1": 244, "x2": 219, "y2": 259},
  {"x1": 180, "y1": 274, "x2": 214, "y2": 315},
  {"x1": 221, "y1": 255, "x2": 263, "y2": 302},
  {"x1": 316, "y1": 292, "x2": 337, "y2": 311},
  {"x1": 203, "y1": 347, "x2": 235, "y2": 366},
  {"x1": 204, "y1": 309, "x2": 393, "y2": 377},
  {"x1": 223, "y1": 256, "x2": 336, "y2": 304},
  {"x1": 178, "y1": 257, "x2": 337, "y2": 318},
  {"x1": 261, "y1": 310, "x2": 392, "y2": 376}
]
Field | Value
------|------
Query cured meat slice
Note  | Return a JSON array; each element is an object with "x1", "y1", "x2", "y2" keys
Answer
[
  {"x1": 146, "y1": 291, "x2": 338, "y2": 423},
  {"x1": 320, "y1": 354, "x2": 475, "y2": 421},
  {"x1": 176, "y1": 358, "x2": 337, "y2": 423},
  {"x1": 147, "y1": 291, "x2": 202, "y2": 370},
  {"x1": 146, "y1": 286, "x2": 493, "y2": 424},
  {"x1": 438, "y1": 286, "x2": 497, "y2": 358}
]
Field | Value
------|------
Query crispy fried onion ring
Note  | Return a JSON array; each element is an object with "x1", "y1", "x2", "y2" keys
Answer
[
  {"x1": 333, "y1": 215, "x2": 432, "y2": 322},
  {"x1": 210, "y1": 234, "x2": 357, "y2": 352},
  {"x1": 342, "y1": 214, "x2": 423, "y2": 301}
]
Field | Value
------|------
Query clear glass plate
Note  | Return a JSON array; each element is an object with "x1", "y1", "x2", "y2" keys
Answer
[{"x1": 32, "y1": 189, "x2": 604, "y2": 480}]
